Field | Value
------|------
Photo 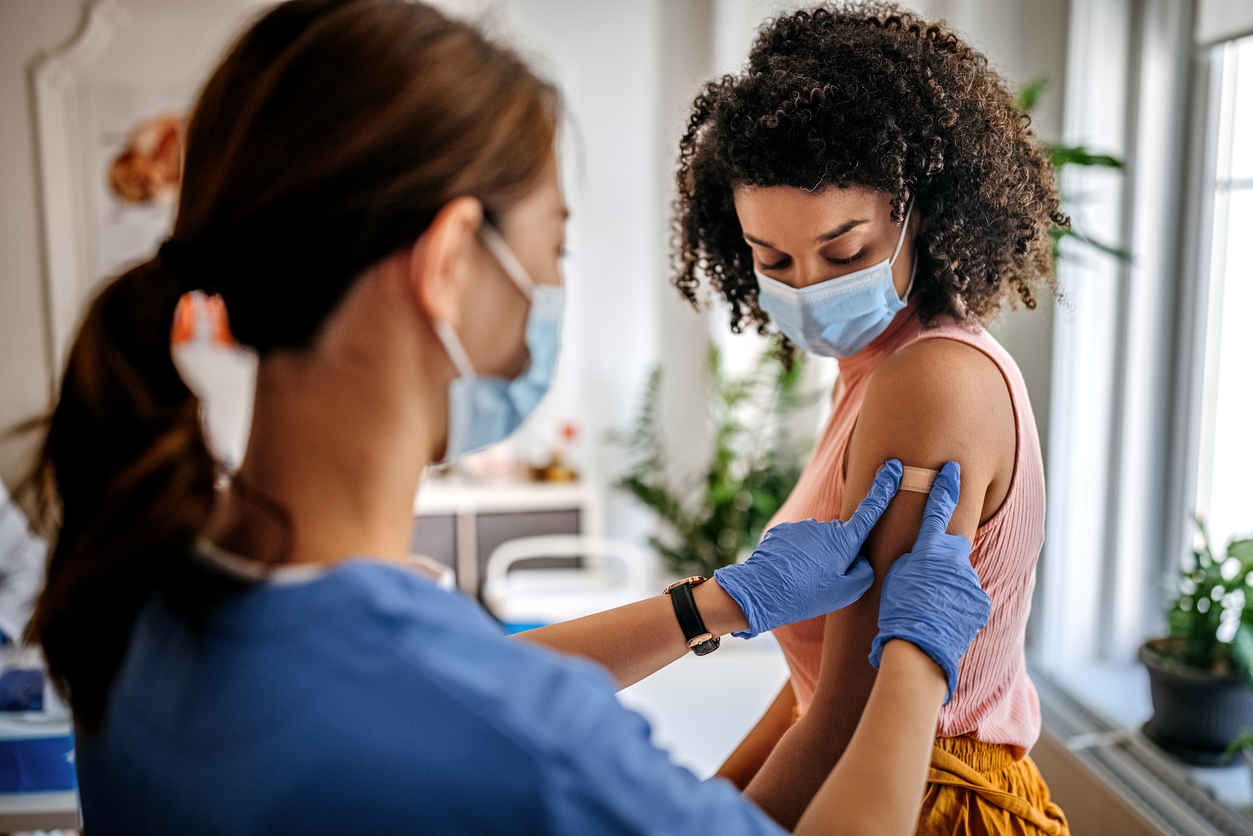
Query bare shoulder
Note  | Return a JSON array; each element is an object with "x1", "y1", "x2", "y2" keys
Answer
[
  {"x1": 868, "y1": 337, "x2": 1010, "y2": 423},
  {"x1": 846, "y1": 336, "x2": 1016, "y2": 533}
]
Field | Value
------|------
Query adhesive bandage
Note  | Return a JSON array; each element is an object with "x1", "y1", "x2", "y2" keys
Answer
[{"x1": 899, "y1": 466, "x2": 939, "y2": 493}]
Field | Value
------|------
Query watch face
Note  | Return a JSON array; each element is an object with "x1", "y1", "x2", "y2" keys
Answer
[
  {"x1": 692, "y1": 637, "x2": 721, "y2": 656},
  {"x1": 686, "y1": 632, "x2": 715, "y2": 649}
]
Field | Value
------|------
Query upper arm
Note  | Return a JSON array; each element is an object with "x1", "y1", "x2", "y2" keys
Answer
[
  {"x1": 840, "y1": 338, "x2": 1015, "y2": 578},
  {"x1": 743, "y1": 339, "x2": 1016, "y2": 802}
]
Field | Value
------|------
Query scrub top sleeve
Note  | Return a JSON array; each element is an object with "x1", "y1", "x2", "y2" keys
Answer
[{"x1": 540, "y1": 691, "x2": 787, "y2": 836}]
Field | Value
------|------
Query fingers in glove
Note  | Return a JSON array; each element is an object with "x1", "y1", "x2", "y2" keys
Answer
[
  {"x1": 919, "y1": 460, "x2": 961, "y2": 538},
  {"x1": 846, "y1": 459, "x2": 903, "y2": 543},
  {"x1": 842, "y1": 555, "x2": 875, "y2": 601}
]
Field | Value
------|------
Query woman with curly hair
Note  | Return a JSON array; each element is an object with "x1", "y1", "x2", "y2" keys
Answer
[{"x1": 674, "y1": 5, "x2": 1070, "y2": 835}]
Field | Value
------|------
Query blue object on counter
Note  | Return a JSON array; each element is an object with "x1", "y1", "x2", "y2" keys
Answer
[
  {"x1": 502, "y1": 621, "x2": 547, "y2": 634},
  {"x1": 0, "y1": 716, "x2": 76, "y2": 792},
  {"x1": 0, "y1": 668, "x2": 44, "y2": 712}
]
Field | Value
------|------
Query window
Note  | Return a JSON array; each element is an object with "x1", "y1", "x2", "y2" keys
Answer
[
  {"x1": 1032, "y1": 3, "x2": 1253, "y2": 829},
  {"x1": 1196, "y1": 34, "x2": 1253, "y2": 554}
]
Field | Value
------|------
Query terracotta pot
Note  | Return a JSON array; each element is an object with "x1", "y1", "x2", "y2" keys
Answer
[{"x1": 1140, "y1": 638, "x2": 1253, "y2": 765}]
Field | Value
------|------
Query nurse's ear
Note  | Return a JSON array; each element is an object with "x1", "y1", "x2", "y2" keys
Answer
[{"x1": 406, "y1": 196, "x2": 484, "y2": 328}]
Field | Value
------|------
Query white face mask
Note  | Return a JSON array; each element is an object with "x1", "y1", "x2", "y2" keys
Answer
[
  {"x1": 433, "y1": 225, "x2": 563, "y2": 463},
  {"x1": 755, "y1": 201, "x2": 915, "y2": 358}
]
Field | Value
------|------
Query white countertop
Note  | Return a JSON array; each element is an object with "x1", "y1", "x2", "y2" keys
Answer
[{"x1": 414, "y1": 479, "x2": 600, "y2": 516}]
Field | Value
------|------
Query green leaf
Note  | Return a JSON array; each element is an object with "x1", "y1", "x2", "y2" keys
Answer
[
  {"x1": 1227, "y1": 728, "x2": 1253, "y2": 755},
  {"x1": 1049, "y1": 145, "x2": 1124, "y2": 170},
  {"x1": 1015, "y1": 75, "x2": 1049, "y2": 113},
  {"x1": 1229, "y1": 538, "x2": 1253, "y2": 564},
  {"x1": 1235, "y1": 625, "x2": 1253, "y2": 686},
  {"x1": 1059, "y1": 230, "x2": 1133, "y2": 262}
]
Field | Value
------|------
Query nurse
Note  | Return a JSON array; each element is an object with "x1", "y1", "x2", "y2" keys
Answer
[{"x1": 22, "y1": 0, "x2": 990, "y2": 833}]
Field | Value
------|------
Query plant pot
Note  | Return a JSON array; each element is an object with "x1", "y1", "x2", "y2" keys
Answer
[{"x1": 1140, "y1": 638, "x2": 1253, "y2": 766}]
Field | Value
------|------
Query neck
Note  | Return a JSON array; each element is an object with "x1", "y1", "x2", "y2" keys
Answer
[{"x1": 207, "y1": 264, "x2": 449, "y2": 567}]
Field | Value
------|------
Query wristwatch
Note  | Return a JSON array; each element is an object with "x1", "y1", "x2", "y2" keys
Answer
[{"x1": 663, "y1": 576, "x2": 721, "y2": 656}]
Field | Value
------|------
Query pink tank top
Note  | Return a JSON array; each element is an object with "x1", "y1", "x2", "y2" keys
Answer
[{"x1": 771, "y1": 305, "x2": 1044, "y2": 758}]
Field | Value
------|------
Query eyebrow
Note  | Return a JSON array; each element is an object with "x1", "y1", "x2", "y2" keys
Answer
[{"x1": 744, "y1": 218, "x2": 868, "y2": 249}]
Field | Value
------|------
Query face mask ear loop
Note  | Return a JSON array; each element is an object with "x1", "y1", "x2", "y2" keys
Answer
[
  {"x1": 889, "y1": 199, "x2": 914, "y2": 267},
  {"x1": 433, "y1": 321, "x2": 478, "y2": 381},
  {"x1": 479, "y1": 224, "x2": 536, "y2": 300},
  {"x1": 901, "y1": 253, "x2": 919, "y2": 303},
  {"x1": 890, "y1": 199, "x2": 916, "y2": 303}
]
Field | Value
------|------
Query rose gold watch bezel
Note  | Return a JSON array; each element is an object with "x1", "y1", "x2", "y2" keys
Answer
[
  {"x1": 686, "y1": 632, "x2": 715, "y2": 648},
  {"x1": 662, "y1": 575, "x2": 707, "y2": 595}
]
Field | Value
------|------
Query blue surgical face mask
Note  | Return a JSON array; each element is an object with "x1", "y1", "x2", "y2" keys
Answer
[
  {"x1": 433, "y1": 224, "x2": 563, "y2": 463},
  {"x1": 755, "y1": 201, "x2": 914, "y2": 358}
]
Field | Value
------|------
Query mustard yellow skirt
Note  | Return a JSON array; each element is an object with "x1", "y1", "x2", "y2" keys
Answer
[{"x1": 919, "y1": 736, "x2": 1070, "y2": 836}]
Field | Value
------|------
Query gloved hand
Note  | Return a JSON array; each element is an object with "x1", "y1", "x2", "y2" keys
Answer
[
  {"x1": 713, "y1": 459, "x2": 902, "y2": 639},
  {"x1": 868, "y1": 461, "x2": 992, "y2": 705}
]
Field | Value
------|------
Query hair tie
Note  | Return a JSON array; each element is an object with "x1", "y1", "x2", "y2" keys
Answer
[{"x1": 158, "y1": 238, "x2": 221, "y2": 296}]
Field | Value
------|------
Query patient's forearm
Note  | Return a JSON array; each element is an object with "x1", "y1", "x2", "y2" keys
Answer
[
  {"x1": 742, "y1": 599, "x2": 879, "y2": 828},
  {"x1": 746, "y1": 485, "x2": 936, "y2": 825},
  {"x1": 716, "y1": 680, "x2": 797, "y2": 790},
  {"x1": 795, "y1": 639, "x2": 946, "y2": 836},
  {"x1": 742, "y1": 702, "x2": 854, "y2": 828},
  {"x1": 513, "y1": 579, "x2": 749, "y2": 689}
]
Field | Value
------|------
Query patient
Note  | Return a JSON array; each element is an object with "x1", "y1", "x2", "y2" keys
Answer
[{"x1": 673, "y1": 4, "x2": 1069, "y2": 834}]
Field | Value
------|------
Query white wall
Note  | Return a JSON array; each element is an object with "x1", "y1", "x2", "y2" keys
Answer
[
  {"x1": 0, "y1": 0, "x2": 83, "y2": 488},
  {"x1": 0, "y1": 0, "x2": 269, "y2": 489}
]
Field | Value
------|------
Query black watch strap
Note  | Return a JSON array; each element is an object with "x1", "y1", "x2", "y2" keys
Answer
[{"x1": 664, "y1": 576, "x2": 721, "y2": 656}]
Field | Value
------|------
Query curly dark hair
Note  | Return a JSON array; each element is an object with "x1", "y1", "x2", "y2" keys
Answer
[{"x1": 673, "y1": 3, "x2": 1067, "y2": 345}]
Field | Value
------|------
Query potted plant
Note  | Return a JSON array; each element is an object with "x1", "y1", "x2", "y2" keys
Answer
[
  {"x1": 1140, "y1": 520, "x2": 1253, "y2": 765},
  {"x1": 615, "y1": 346, "x2": 815, "y2": 580}
]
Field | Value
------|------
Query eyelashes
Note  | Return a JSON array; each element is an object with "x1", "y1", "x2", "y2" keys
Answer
[
  {"x1": 758, "y1": 247, "x2": 868, "y2": 272},
  {"x1": 827, "y1": 247, "x2": 867, "y2": 267}
]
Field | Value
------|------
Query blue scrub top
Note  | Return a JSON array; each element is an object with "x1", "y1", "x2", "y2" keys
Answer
[{"x1": 77, "y1": 559, "x2": 786, "y2": 835}]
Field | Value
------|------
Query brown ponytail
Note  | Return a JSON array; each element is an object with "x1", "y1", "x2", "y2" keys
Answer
[
  {"x1": 25, "y1": 257, "x2": 218, "y2": 731},
  {"x1": 24, "y1": 0, "x2": 558, "y2": 731}
]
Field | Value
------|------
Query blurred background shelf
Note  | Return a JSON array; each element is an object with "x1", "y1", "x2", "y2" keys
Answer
[
  {"x1": 412, "y1": 478, "x2": 603, "y2": 598},
  {"x1": 0, "y1": 790, "x2": 79, "y2": 832}
]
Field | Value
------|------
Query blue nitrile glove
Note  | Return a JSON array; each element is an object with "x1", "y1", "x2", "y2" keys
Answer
[
  {"x1": 713, "y1": 459, "x2": 903, "y2": 639},
  {"x1": 868, "y1": 461, "x2": 992, "y2": 705}
]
